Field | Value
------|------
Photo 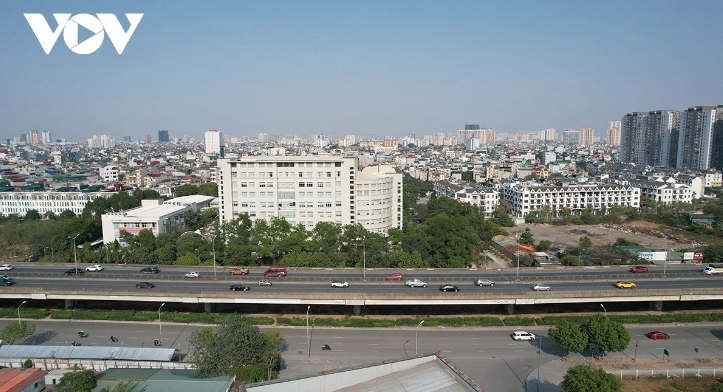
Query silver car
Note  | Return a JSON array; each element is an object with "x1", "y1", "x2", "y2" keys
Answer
[
  {"x1": 405, "y1": 279, "x2": 428, "y2": 288},
  {"x1": 474, "y1": 278, "x2": 495, "y2": 287},
  {"x1": 258, "y1": 279, "x2": 273, "y2": 286},
  {"x1": 532, "y1": 283, "x2": 551, "y2": 291}
]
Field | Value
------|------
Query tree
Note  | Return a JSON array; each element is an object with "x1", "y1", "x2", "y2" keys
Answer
[
  {"x1": 519, "y1": 227, "x2": 535, "y2": 246},
  {"x1": 55, "y1": 368, "x2": 97, "y2": 392},
  {"x1": 583, "y1": 314, "x2": 631, "y2": 357},
  {"x1": 99, "y1": 381, "x2": 133, "y2": 392},
  {"x1": 25, "y1": 209, "x2": 41, "y2": 221},
  {"x1": 548, "y1": 320, "x2": 588, "y2": 355},
  {"x1": 0, "y1": 321, "x2": 36, "y2": 344},
  {"x1": 397, "y1": 251, "x2": 428, "y2": 268},
  {"x1": 536, "y1": 240, "x2": 552, "y2": 252},
  {"x1": 560, "y1": 255, "x2": 583, "y2": 266},
  {"x1": 579, "y1": 236, "x2": 593, "y2": 249},
  {"x1": 175, "y1": 184, "x2": 199, "y2": 197},
  {"x1": 560, "y1": 364, "x2": 622, "y2": 392}
]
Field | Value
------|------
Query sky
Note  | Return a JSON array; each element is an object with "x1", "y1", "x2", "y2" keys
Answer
[{"x1": 1, "y1": 0, "x2": 722, "y2": 142}]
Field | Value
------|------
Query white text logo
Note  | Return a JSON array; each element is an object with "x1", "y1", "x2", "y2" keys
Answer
[{"x1": 24, "y1": 13, "x2": 143, "y2": 54}]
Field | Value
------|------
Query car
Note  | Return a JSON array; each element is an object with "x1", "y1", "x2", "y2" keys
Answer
[
  {"x1": 229, "y1": 267, "x2": 249, "y2": 275},
  {"x1": 615, "y1": 281, "x2": 636, "y2": 289},
  {"x1": 136, "y1": 282, "x2": 155, "y2": 289},
  {"x1": 1, "y1": 278, "x2": 14, "y2": 286},
  {"x1": 331, "y1": 281, "x2": 349, "y2": 288},
  {"x1": 630, "y1": 266, "x2": 649, "y2": 273},
  {"x1": 512, "y1": 331, "x2": 536, "y2": 341},
  {"x1": 531, "y1": 283, "x2": 550, "y2": 291},
  {"x1": 140, "y1": 266, "x2": 160, "y2": 274},
  {"x1": 386, "y1": 273, "x2": 404, "y2": 280},
  {"x1": 474, "y1": 278, "x2": 495, "y2": 287},
  {"x1": 439, "y1": 284, "x2": 460, "y2": 292},
  {"x1": 184, "y1": 271, "x2": 199, "y2": 278},
  {"x1": 64, "y1": 268, "x2": 84, "y2": 275},
  {"x1": 85, "y1": 265, "x2": 104, "y2": 272},
  {"x1": 646, "y1": 331, "x2": 670, "y2": 340},
  {"x1": 0, "y1": 264, "x2": 14, "y2": 271},
  {"x1": 230, "y1": 284, "x2": 250, "y2": 291},
  {"x1": 405, "y1": 278, "x2": 428, "y2": 288},
  {"x1": 258, "y1": 279, "x2": 273, "y2": 286},
  {"x1": 0, "y1": 275, "x2": 12, "y2": 281}
]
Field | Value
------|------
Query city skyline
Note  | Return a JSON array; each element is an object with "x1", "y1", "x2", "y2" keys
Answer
[{"x1": 1, "y1": 0, "x2": 722, "y2": 141}]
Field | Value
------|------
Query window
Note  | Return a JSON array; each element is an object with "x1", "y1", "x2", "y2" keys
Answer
[
  {"x1": 326, "y1": 202, "x2": 332, "y2": 208},
  {"x1": 307, "y1": 182, "x2": 313, "y2": 187},
  {"x1": 299, "y1": 182, "x2": 305, "y2": 187},
  {"x1": 317, "y1": 182, "x2": 324, "y2": 187}
]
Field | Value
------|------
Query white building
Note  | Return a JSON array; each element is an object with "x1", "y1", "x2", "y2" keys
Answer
[
  {"x1": 705, "y1": 169, "x2": 722, "y2": 188},
  {"x1": 502, "y1": 183, "x2": 641, "y2": 217},
  {"x1": 433, "y1": 181, "x2": 499, "y2": 216},
  {"x1": 99, "y1": 165, "x2": 120, "y2": 182},
  {"x1": 0, "y1": 191, "x2": 116, "y2": 217},
  {"x1": 205, "y1": 130, "x2": 223, "y2": 155},
  {"x1": 101, "y1": 199, "x2": 195, "y2": 244},
  {"x1": 632, "y1": 180, "x2": 693, "y2": 204},
  {"x1": 216, "y1": 156, "x2": 403, "y2": 235}
]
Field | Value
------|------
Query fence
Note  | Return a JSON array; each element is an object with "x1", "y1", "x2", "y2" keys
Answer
[{"x1": 609, "y1": 367, "x2": 723, "y2": 380}]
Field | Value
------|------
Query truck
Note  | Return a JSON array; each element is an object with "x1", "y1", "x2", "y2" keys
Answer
[{"x1": 703, "y1": 266, "x2": 723, "y2": 275}]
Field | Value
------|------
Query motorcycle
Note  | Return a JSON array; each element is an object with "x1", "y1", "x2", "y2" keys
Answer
[
  {"x1": 110, "y1": 336, "x2": 118, "y2": 343},
  {"x1": 322, "y1": 344, "x2": 331, "y2": 351},
  {"x1": 154, "y1": 339, "x2": 162, "y2": 347},
  {"x1": 78, "y1": 331, "x2": 88, "y2": 338},
  {"x1": 71, "y1": 341, "x2": 81, "y2": 346}
]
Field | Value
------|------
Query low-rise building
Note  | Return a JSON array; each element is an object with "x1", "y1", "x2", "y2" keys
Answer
[
  {"x1": 0, "y1": 191, "x2": 115, "y2": 217},
  {"x1": 433, "y1": 180, "x2": 499, "y2": 216},
  {"x1": 632, "y1": 180, "x2": 693, "y2": 204},
  {"x1": 101, "y1": 199, "x2": 194, "y2": 244},
  {"x1": 0, "y1": 367, "x2": 48, "y2": 392}
]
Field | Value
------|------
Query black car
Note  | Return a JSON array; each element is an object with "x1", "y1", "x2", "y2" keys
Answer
[
  {"x1": 230, "y1": 284, "x2": 250, "y2": 291},
  {"x1": 439, "y1": 284, "x2": 460, "y2": 292},
  {"x1": 1, "y1": 277, "x2": 14, "y2": 286},
  {"x1": 64, "y1": 268, "x2": 84, "y2": 275},
  {"x1": 136, "y1": 282, "x2": 155, "y2": 289},
  {"x1": 140, "y1": 266, "x2": 160, "y2": 274}
]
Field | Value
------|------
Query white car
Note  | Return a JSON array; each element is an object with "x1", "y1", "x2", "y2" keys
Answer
[
  {"x1": 532, "y1": 283, "x2": 551, "y2": 291},
  {"x1": 258, "y1": 279, "x2": 273, "y2": 286},
  {"x1": 0, "y1": 264, "x2": 13, "y2": 271},
  {"x1": 85, "y1": 265, "x2": 104, "y2": 272},
  {"x1": 331, "y1": 280, "x2": 349, "y2": 288},
  {"x1": 512, "y1": 331, "x2": 536, "y2": 341},
  {"x1": 185, "y1": 271, "x2": 199, "y2": 278}
]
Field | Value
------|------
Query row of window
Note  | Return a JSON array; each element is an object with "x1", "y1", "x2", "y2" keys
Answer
[{"x1": 0, "y1": 201, "x2": 87, "y2": 206}]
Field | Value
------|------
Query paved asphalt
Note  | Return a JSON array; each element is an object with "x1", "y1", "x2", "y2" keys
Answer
[{"x1": 2, "y1": 319, "x2": 722, "y2": 392}]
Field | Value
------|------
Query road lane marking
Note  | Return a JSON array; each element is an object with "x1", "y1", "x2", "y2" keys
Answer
[{"x1": 368, "y1": 343, "x2": 377, "y2": 346}]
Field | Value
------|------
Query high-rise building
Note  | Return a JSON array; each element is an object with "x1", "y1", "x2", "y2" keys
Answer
[
  {"x1": 457, "y1": 128, "x2": 494, "y2": 144},
  {"x1": 205, "y1": 130, "x2": 223, "y2": 154},
  {"x1": 606, "y1": 121, "x2": 621, "y2": 147},
  {"x1": 562, "y1": 129, "x2": 579, "y2": 146},
  {"x1": 123, "y1": 136, "x2": 132, "y2": 142},
  {"x1": 710, "y1": 105, "x2": 723, "y2": 170},
  {"x1": 158, "y1": 130, "x2": 169, "y2": 142},
  {"x1": 29, "y1": 130, "x2": 39, "y2": 146},
  {"x1": 579, "y1": 128, "x2": 595, "y2": 146},
  {"x1": 87, "y1": 135, "x2": 115, "y2": 148},
  {"x1": 620, "y1": 111, "x2": 679, "y2": 167},
  {"x1": 41, "y1": 130, "x2": 51, "y2": 144},
  {"x1": 677, "y1": 106, "x2": 721, "y2": 170},
  {"x1": 464, "y1": 124, "x2": 480, "y2": 130},
  {"x1": 144, "y1": 135, "x2": 152, "y2": 144},
  {"x1": 216, "y1": 156, "x2": 403, "y2": 235}
]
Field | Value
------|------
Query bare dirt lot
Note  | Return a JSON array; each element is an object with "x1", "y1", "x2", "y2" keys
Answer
[{"x1": 507, "y1": 221, "x2": 702, "y2": 251}]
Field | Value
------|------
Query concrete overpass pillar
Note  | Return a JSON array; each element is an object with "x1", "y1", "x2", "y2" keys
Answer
[
  {"x1": 505, "y1": 304, "x2": 515, "y2": 315},
  {"x1": 353, "y1": 305, "x2": 361, "y2": 316},
  {"x1": 64, "y1": 299, "x2": 75, "y2": 309},
  {"x1": 650, "y1": 301, "x2": 663, "y2": 311},
  {"x1": 205, "y1": 303, "x2": 214, "y2": 313}
]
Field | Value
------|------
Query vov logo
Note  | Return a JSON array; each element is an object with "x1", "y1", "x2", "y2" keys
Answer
[{"x1": 24, "y1": 13, "x2": 143, "y2": 54}]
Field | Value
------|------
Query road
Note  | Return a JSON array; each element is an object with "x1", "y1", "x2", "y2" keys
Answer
[{"x1": 1, "y1": 319, "x2": 722, "y2": 392}]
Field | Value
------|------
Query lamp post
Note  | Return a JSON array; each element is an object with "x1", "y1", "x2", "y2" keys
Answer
[
  {"x1": 516, "y1": 234, "x2": 520, "y2": 282},
  {"x1": 18, "y1": 301, "x2": 27, "y2": 326},
  {"x1": 70, "y1": 234, "x2": 79, "y2": 276},
  {"x1": 212, "y1": 236, "x2": 217, "y2": 281},
  {"x1": 363, "y1": 242, "x2": 366, "y2": 281},
  {"x1": 158, "y1": 303, "x2": 165, "y2": 346},
  {"x1": 306, "y1": 306, "x2": 311, "y2": 361},
  {"x1": 415, "y1": 320, "x2": 425, "y2": 355},
  {"x1": 537, "y1": 337, "x2": 542, "y2": 392},
  {"x1": 600, "y1": 304, "x2": 606, "y2": 316}
]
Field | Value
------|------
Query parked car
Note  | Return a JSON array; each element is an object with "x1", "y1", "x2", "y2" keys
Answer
[
  {"x1": 136, "y1": 282, "x2": 155, "y2": 289},
  {"x1": 646, "y1": 331, "x2": 670, "y2": 340},
  {"x1": 331, "y1": 281, "x2": 349, "y2": 288},
  {"x1": 184, "y1": 271, "x2": 199, "y2": 278},
  {"x1": 230, "y1": 284, "x2": 250, "y2": 291},
  {"x1": 0, "y1": 264, "x2": 14, "y2": 271},
  {"x1": 474, "y1": 278, "x2": 495, "y2": 287},
  {"x1": 140, "y1": 266, "x2": 160, "y2": 274},
  {"x1": 85, "y1": 265, "x2": 104, "y2": 272},
  {"x1": 386, "y1": 273, "x2": 404, "y2": 280},
  {"x1": 405, "y1": 278, "x2": 428, "y2": 288},
  {"x1": 531, "y1": 283, "x2": 550, "y2": 291},
  {"x1": 615, "y1": 281, "x2": 636, "y2": 289},
  {"x1": 439, "y1": 284, "x2": 460, "y2": 292},
  {"x1": 630, "y1": 266, "x2": 649, "y2": 273},
  {"x1": 511, "y1": 331, "x2": 536, "y2": 341},
  {"x1": 64, "y1": 268, "x2": 84, "y2": 275},
  {"x1": 258, "y1": 279, "x2": 273, "y2": 286},
  {"x1": 229, "y1": 267, "x2": 249, "y2": 275}
]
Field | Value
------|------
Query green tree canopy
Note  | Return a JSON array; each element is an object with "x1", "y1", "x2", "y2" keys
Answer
[
  {"x1": 0, "y1": 321, "x2": 36, "y2": 344},
  {"x1": 55, "y1": 368, "x2": 97, "y2": 392},
  {"x1": 579, "y1": 236, "x2": 593, "y2": 249},
  {"x1": 560, "y1": 364, "x2": 622, "y2": 392},
  {"x1": 519, "y1": 227, "x2": 535, "y2": 246},
  {"x1": 584, "y1": 314, "x2": 631, "y2": 357},
  {"x1": 548, "y1": 319, "x2": 588, "y2": 355},
  {"x1": 536, "y1": 239, "x2": 552, "y2": 251}
]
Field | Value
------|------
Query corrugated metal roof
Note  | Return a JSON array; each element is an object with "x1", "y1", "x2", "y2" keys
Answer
[
  {"x1": 93, "y1": 368, "x2": 231, "y2": 392},
  {"x1": 335, "y1": 361, "x2": 476, "y2": 392},
  {"x1": 0, "y1": 345, "x2": 175, "y2": 362}
]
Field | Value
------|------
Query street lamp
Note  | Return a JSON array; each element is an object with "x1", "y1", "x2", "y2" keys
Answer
[
  {"x1": 537, "y1": 337, "x2": 542, "y2": 392},
  {"x1": 69, "y1": 234, "x2": 79, "y2": 276},
  {"x1": 306, "y1": 306, "x2": 311, "y2": 361},
  {"x1": 158, "y1": 303, "x2": 165, "y2": 346},
  {"x1": 516, "y1": 234, "x2": 520, "y2": 281},
  {"x1": 415, "y1": 320, "x2": 425, "y2": 355},
  {"x1": 600, "y1": 304, "x2": 607, "y2": 316},
  {"x1": 363, "y1": 242, "x2": 366, "y2": 281},
  {"x1": 212, "y1": 236, "x2": 217, "y2": 281},
  {"x1": 18, "y1": 301, "x2": 27, "y2": 326}
]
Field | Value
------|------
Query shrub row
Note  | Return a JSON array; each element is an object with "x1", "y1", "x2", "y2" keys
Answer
[
  {"x1": 541, "y1": 313, "x2": 723, "y2": 326},
  {"x1": 0, "y1": 308, "x2": 48, "y2": 319}
]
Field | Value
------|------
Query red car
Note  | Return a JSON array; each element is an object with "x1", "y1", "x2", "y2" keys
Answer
[
  {"x1": 386, "y1": 273, "x2": 404, "y2": 280},
  {"x1": 646, "y1": 331, "x2": 670, "y2": 340},
  {"x1": 630, "y1": 266, "x2": 649, "y2": 273}
]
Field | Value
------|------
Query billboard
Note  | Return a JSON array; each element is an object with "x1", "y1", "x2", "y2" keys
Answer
[
  {"x1": 683, "y1": 252, "x2": 704, "y2": 263},
  {"x1": 637, "y1": 251, "x2": 667, "y2": 261}
]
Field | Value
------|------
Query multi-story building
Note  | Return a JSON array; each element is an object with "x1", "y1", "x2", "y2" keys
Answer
[
  {"x1": 606, "y1": 121, "x2": 621, "y2": 147},
  {"x1": 87, "y1": 134, "x2": 116, "y2": 149},
  {"x1": 620, "y1": 110, "x2": 679, "y2": 167},
  {"x1": 631, "y1": 180, "x2": 693, "y2": 204},
  {"x1": 712, "y1": 106, "x2": 723, "y2": 170},
  {"x1": 41, "y1": 130, "x2": 52, "y2": 144},
  {"x1": 677, "y1": 106, "x2": 722, "y2": 170},
  {"x1": 30, "y1": 130, "x2": 39, "y2": 146},
  {"x1": 99, "y1": 165, "x2": 120, "y2": 182},
  {"x1": 0, "y1": 191, "x2": 115, "y2": 217},
  {"x1": 216, "y1": 156, "x2": 403, "y2": 235},
  {"x1": 433, "y1": 181, "x2": 499, "y2": 216},
  {"x1": 562, "y1": 130, "x2": 579, "y2": 146},
  {"x1": 705, "y1": 169, "x2": 722, "y2": 188},
  {"x1": 101, "y1": 199, "x2": 197, "y2": 244},
  {"x1": 579, "y1": 128, "x2": 595, "y2": 146},
  {"x1": 205, "y1": 130, "x2": 223, "y2": 155},
  {"x1": 158, "y1": 130, "x2": 169, "y2": 142},
  {"x1": 502, "y1": 182, "x2": 641, "y2": 217}
]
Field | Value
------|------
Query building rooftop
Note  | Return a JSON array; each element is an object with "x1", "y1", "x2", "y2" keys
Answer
[{"x1": 93, "y1": 368, "x2": 232, "y2": 392}]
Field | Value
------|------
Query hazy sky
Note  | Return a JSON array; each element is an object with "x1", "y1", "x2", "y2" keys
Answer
[{"x1": 1, "y1": 0, "x2": 722, "y2": 142}]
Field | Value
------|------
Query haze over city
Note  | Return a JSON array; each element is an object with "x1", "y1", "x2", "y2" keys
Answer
[{"x1": 1, "y1": 0, "x2": 722, "y2": 141}]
